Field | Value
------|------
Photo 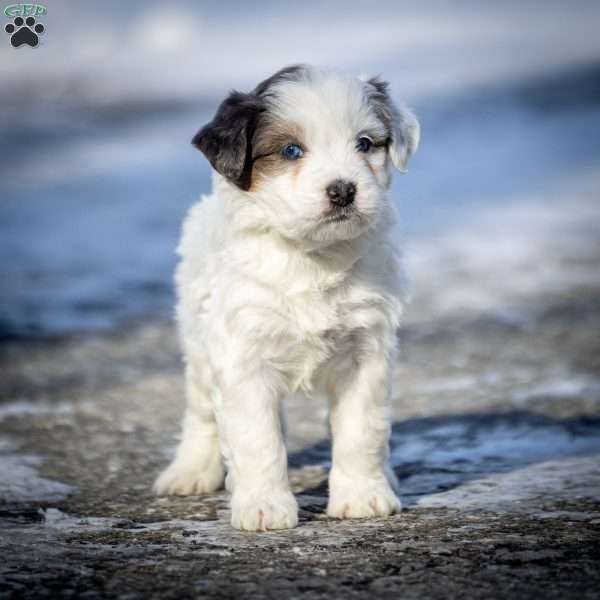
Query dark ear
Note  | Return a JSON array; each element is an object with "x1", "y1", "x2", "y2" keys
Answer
[
  {"x1": 192, "y1": 91, "x2": 263, "y2": 190},
  {"x1": 366, "y1": 76, "x2": 420, "y2": 173}
]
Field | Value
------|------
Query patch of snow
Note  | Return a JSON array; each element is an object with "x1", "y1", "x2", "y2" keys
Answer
[
  {"x1": 417, "y1": 455, "x2": 600, "y2": 510},
  {"x1": 393, "y1": 415, "x2": 600, "y2": 511},
  {"x1": 0, "y1": 451, "x2": 74, "y2": 503},
  {"x1": 407, "y1": 176, "x2": 600, "y2": 319}
]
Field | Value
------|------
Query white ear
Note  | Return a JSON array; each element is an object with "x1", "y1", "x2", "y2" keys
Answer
[
  {"x1": 389, "y1": 105, "x2": 420, "y2": 173},
  {"x1": 364, "y1": 76, "x2": 420, "y2": 173}
]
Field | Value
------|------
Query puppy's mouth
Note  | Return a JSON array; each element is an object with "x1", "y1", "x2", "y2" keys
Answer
[{"x1": 322, "y1": 207, "x2": 356, "y2": 223}]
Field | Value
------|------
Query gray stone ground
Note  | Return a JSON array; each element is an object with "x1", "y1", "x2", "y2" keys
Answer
[{"x1": 1, "y1": 191, "x2": 600, "y2": 599}]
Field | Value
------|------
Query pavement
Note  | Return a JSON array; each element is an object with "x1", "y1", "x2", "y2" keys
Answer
[{"x1": 1, "y1": 187, "x2": 600, "y2": 599}]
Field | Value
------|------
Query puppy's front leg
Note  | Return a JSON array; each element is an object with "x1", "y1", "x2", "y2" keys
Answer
[
  {"x1": 220, "y1": 378, "x2": 298, "y2": 531},
  {"x1": 327, "y1": 355, "x2": 401, "y2": 519}
]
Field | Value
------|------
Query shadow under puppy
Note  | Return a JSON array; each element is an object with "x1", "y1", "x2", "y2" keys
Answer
[{"x1": 154, "y1": 64, "x2": 419, "y2": 531}]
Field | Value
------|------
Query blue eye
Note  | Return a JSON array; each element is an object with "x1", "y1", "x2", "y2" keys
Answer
[
  {"x1": 356, "y1": 136, "x2": 373, "y2": 153},
  {"x1": 281, "y1": 143, "x2": 303, "y2": 160}
]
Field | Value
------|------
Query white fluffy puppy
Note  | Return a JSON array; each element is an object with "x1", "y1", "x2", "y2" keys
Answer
[{"x1": 154, "y1": 65, "x2": 419, "y2": 531}]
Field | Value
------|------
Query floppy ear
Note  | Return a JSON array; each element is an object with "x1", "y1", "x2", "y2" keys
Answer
[
  {"x1": 192, "y1": 91, "x2": 263, "y2": 190},
  {"x1": 367, "y1": 77, "x2": 420, "y2": 173}
]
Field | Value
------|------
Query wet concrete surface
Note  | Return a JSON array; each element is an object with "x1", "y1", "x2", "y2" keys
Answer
[{"x1": 1, "y1": 195, "x2": 600, "y2": 598}]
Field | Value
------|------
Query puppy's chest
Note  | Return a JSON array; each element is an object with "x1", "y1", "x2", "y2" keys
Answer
[
  {"x1": 285, "y1": 291, "x2": 345, "y2": 343},
  {"x1": 279, "y1": 282, "x2": 393, "y2": 384}
]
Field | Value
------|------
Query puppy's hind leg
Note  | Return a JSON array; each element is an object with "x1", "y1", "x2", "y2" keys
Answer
[{"x1": 154, "y1": 363, "x2": 225, "y2": 496}]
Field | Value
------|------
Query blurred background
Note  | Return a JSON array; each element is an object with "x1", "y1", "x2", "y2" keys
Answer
[
  {"x1": 2, "y1": 0, "x2": 600, "y2": 340},
  {"x1": 2, "y1": 5, "x2": 600, "y2": 592}
]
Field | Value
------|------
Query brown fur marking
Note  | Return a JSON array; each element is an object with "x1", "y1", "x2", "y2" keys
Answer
[{"x1": 250, "y1": 117, "x2": 306, "y2": 189}]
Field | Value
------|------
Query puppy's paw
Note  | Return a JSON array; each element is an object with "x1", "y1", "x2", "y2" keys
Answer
[
  {"x1": 153, "y1": 457, "x2": 224, "y2": 496},
  {"x1": 231, "y1": 488, "x2": 299, "y2": 531},
  {"x1": 327, "y1": 470, "x2": 401, "y2": 519}
]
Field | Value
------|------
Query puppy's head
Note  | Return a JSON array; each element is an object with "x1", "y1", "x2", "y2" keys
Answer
[{"x1": 193, "y1": 65, "x2": 419, "y2": 244}]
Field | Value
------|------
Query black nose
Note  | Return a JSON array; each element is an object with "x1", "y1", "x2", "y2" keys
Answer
[{"x1": 326, "y1": 180, "x2": 356, "y2": 207}]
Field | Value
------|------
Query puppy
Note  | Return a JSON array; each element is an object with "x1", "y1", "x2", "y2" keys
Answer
[{"x1": 154, "y1": 65, "x2": 419, "y2": 531}]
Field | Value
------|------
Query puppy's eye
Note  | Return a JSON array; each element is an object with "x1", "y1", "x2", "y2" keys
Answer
[
  {"x1": 281, "y1": 143, "x2": 304, "y2": 160},
  {"x1": 356, "y1": 136, "x2": 373, "y2": 153}
]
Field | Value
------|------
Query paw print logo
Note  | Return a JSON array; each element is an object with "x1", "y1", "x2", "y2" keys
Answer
[{"x1": 5, "y1": 16, "x2": 45, "y2": 47}]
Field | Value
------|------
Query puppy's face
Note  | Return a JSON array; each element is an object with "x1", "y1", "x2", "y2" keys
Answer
[{"x1": 193, "y1": 65, "x2": 419, "y2": 244}]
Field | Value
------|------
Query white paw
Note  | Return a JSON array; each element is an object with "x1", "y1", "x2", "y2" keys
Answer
[
  {"x1": 230, "y1": 488, "x2": 299, "y2": 531},
  {"x1": 153, "y1": 457, "x2": 225, "y2": 496},
  {"x1": 327, "y1": 469, "x2": 402, "y2": 519}
]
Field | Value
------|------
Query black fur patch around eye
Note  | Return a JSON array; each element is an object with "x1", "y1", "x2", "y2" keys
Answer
[{"x1": 192, "y1": 65, "x2": 306, "y2": 191}]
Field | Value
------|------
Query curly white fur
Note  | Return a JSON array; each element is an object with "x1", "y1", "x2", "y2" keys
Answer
[{"x1": 154, "y1": 65, "x2": 419, "y2": 531}]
